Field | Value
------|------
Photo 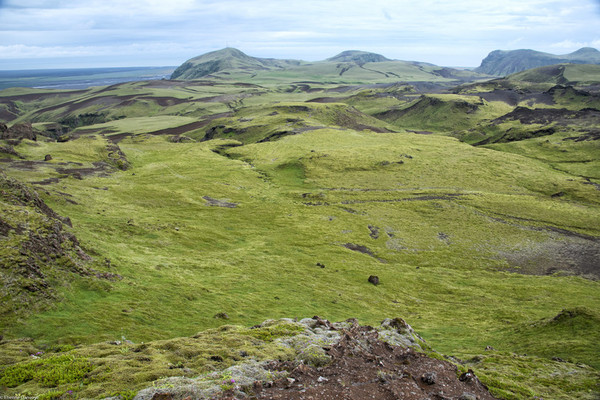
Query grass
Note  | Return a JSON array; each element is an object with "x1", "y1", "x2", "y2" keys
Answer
[
  {"x1": 377, "y1": 94, "x2": 513, "y2": 133},
  {"x1": 0, "y1": 320, "x2": 301, "y2": 398},
  {"x1": 3, "y1": 131, "x2": 598, "y2": 351},
  {"x1": 0, "y1": 69, "x2": 599, "y2": 399}
]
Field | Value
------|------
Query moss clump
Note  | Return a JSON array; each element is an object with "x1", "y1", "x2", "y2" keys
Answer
[
  {"x1": 0, "y1": 353, "x2": 93, "y2": 388},
  {"x1": 37, "y1": 391, "x2": 65, "y2": 400},
  {"x1": 240, "y1": 321, "x2": 305, "y2": 342},
  {"x1": 465, "y1": 352, "x2": 600, "y2": 400}
]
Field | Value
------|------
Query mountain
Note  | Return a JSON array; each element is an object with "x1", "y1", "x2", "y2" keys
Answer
[
  {"x1": 170, "y1": 47, "x2": 302, "y2": 80},
  {"x1": 475, "y1": 47, "x2": 600, "y2": 76},
  {"x1": 326, "y1": 50, "x2": 390, "y2": 64},
  {"x1": 171, "y1": 47, "x2": 487, "y2": 83}
]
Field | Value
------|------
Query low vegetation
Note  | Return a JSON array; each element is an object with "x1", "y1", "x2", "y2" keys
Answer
[{"x1": 0, "y1": 54, "x2": 598, "y2": 399}]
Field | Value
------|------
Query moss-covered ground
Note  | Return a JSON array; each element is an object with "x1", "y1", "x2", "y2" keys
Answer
[{"x1": 0, "y1": 65, "x2": 599, "y2": 399}]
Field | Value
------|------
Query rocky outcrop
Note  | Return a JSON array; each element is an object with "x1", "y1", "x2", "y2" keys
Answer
[
  {"x1": 132, "y1": 317, "x2": 495, "y2": 400},
  {"x1": 0, "y1": 172, "x2": 119, "y2": 320},
  {"x1": 0, "y1": 122, "x2": 36, "y2": 141}
]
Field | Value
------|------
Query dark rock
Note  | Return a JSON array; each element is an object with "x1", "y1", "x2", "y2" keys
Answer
[
  {"x1": 438, "y1": 232, "x2": 450, "y2": 243},
  {"x1": 151, "y1": 394, "x2": 173, "y2": 400},
  {"x1": 0, "y1": 144, "x2": 23, "y2": 158},
  {"x1": 133, "y1": 343, "x2": 148, "y2": 352},
  {"x1": 421, "y1": 371, "x2": 437, "y2": 385},
  {"x1": 368, "y1": 225, "x2": 380, "y2": 239},
  {"x1": 316, "y1": 262, "x2": 325, "y2": 268},
  {"x1": 214, "y1": 312, "x2": 229, "y2": 319},
  {"x1": 459, "y1": 369, "x2": 475, "y2": 382},
  {"x1": 0, "y1": 218, "x2": 16, "y2": 236},
  {"x1": 368, "y1": 275, "x2": 379, "y2": 285},
  {"x1": 44, "y1": 154, "x2": 52, "y2": 161},
  {"x1": 344, "y1": 243, "x2": 375, "y2": 256},
  {"x1": 42, "y1": 123, "x2": 65, "y2": 140},
  {"x1": 1, "y1": 122, "x2": 36, "y2": 141},
  {"x1": 106, "y1": 143, "x2": 130, "y2": 170}
]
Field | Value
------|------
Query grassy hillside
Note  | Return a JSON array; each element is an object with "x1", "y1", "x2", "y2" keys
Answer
[
  {"x1": 169, "y1": 47, "x2": 489, "y2": 85},
  {"x1": 475, "y1": 47, "x2": 600, "y2": 76},
  {"x1": 0, "y1": 64, "x2": 599, "y2": 399}
]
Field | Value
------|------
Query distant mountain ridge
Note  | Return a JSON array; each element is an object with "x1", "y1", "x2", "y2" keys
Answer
[
  {"x1": 170, "y1": 48, "x2": 487, "y2": 83},
  {"x1": 475, "y1": 47, "x2": 600, "y2": 76}
]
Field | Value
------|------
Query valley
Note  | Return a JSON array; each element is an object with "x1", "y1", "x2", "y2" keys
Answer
[{"x1": 0, "y1": 48, "x2": 599, "y2": 399}]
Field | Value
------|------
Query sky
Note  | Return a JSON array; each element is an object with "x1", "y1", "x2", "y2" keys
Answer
[{"x1": 0, "y1": 0, "x2": 599, "y2": 70}]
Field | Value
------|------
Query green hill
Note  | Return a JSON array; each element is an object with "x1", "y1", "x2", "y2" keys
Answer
[
  {"x1": 170, "y1": 48, "x2": 488, "y2": 84},
  {"x1": 326, "y1": 50, "x2": 390, "y2": 64},
  {"x1": 170, "y1": 48, "x2": 303, "y2": 80},
  {"x1": 475, "y1": 47, "x2": 600, "y2": 76},
  {"x1": 507, "y1": 63, "x2": 600, "y2": 85}
]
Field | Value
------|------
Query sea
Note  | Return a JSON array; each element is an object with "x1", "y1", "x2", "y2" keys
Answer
[{"x1": 0, "y1": 66, "x2": 176, "y2": 91}]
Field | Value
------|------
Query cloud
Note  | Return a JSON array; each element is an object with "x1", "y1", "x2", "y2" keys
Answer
[
  {"x1": 550, "y1": 40, "x2": 589, "y2": 49},
  {"x1": 1, "y1": 0, "x2": 599, "y2": 68},
  {"x1": 0, "y1": 42, "x2": 190, "y2": 59}
]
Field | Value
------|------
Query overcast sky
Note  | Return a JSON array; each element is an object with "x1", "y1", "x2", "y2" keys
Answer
[{"x1": 1, "y1": 0, "x2": 599, "y2": 70}]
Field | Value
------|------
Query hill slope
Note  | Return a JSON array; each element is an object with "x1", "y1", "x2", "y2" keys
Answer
[
  {"x1": 170, "y1": 48, "x2": 488, "y2": 84},
  {"x1": 170, "y1": 48, "x2": 302, "y2": 80},
  {"x1": 326, "y1": 50, "x2": 390, "y2": 64},
  {"x1": 475, "y1": 47, "x2": 600, "y2": 76}
]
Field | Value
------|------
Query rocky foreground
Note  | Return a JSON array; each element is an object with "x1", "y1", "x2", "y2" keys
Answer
[{"x1": 135, "y1": 317, "x2": 494, "y2": 400}]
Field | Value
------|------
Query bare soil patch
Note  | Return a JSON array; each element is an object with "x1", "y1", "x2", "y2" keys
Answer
[
  {"x1": 500, "y1": 235, "x2": 600, "y2": 280},
  {"x1": 217, "y1": 321, "x2": 495, "y2": 400},
  {"x1": 475, "y1": 89, "x2": 554, "y2": 106},
  {"x1": 493, "y1": 106, "x2": 600, "y2": 126}
]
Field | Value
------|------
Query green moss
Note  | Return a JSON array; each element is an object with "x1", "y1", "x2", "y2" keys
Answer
[
  {"x1": 240, "y1": 322, "x2": 305, "y2": 342},
  {"x1": 37, "y1": 391, "x2": 65, "y2": 400},
  {"x1": 109, "y1": 390, "x2": 137, "y2": 400},
  {"x1": 466, "y1": 353, "x2": 600, "y2": 400},
  {"x1": 0, "y1": 354, "x2": 93, "y2": 388}
]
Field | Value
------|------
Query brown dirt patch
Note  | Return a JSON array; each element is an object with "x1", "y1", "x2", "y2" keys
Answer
[
  {"x1": 500, "y1": 235, "x2": 600, "y2": 280},
  {"x1": 217, "y1": 322, "x2": 495, "y2": 400},
  {"x1": 407, "y1": 129, "x2": 434, "y2": 135},
  {"x1": 493, "y1": 107, "x2": 600, "y2": 126},
  {"x1": 202, "y1": 196, "x2": 238, "y2": 208},
  {"x1": 475, "y1": 89, "x2": 555, "y2": 106},
  {"x1": 307, "y1": 96, "x2": 351, "y2": 103},
  {"x1": 343, "y1": 243, "x2": 387, "y2": 263}
]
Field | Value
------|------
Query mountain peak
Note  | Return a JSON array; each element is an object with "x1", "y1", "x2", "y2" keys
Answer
[
  {"x1": 170, "y1": 48, "x2": 262, "y2": 80},
  {"x1": 570, "y1": 47, "x2": 600, "y2": 54},
  {"x1": 327, "y1": 50, "x2": 390, "y2": 64}
]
